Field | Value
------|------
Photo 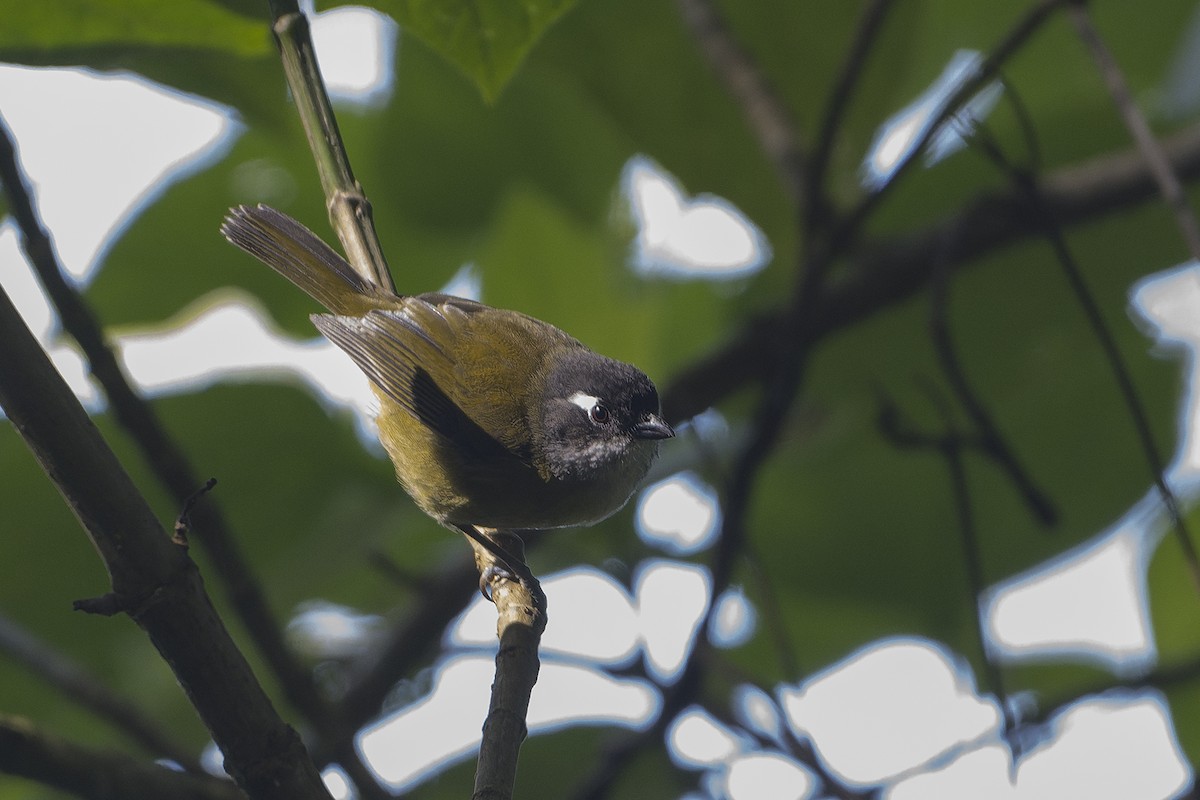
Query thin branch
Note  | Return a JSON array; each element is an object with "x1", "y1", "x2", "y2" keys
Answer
[
  {"x1": 673, "y1": 0, "x2": 806, "y2": 204},
  {"x1": 998, "y1": 75, "x2": 1045, "y2": 174},
  {"x1": 645, "y1": 8, "x2": 1072, "y2": 798},
  {"x1": 715, "y1": 0, "x2": 1067, "y2": 638},
  {"x1": 466, "y1": 529, "x2": 546, "y2": 800},
  {"x1": 968, "y1": 121, "x2": 1200, "y2": 594},
  {"x1": 662, "y1": 120, "x2": 1200, "y2": 425},
  {"x1": 1030, "y1": 649, "x2": 1200, "y2": 725},
  {"x1": 938, "y1": 446, "x2": 1004, "y2": 717},
  {"x1": 339, "y1": 556, "x2": 480, "y2": 732},
  {"x1": 669, "y1": 0, "x2": 1070, "y2": 430},
  {"x1": 702, "y1": 653, "x2": 873, "y2": 800},
  {"x1": 266, "y1": 0, "x2": 395, "y2": 292},
  {"x1": 1067, "y1": 1, "x2": 1200, "y2": 260},
  {"x1": 929, "y1": 228, "x2": 1058, "y2": 526},
  {"x1": 572, "y1": 645, "x2": 870, "y2": 800},
  {"x1": 741, "y1": 539, "x2": 802, "y2": 680},
  {"x1": 825, "y1": 119, "x2": 1200, "y2": 340},
  {"x1": 569, "y1": 655, "x2": 704, "y2": 800},
  {"x1": 1044, "y1": 210, "x2": 1200, "y2": 591},
  {"x1": 0, "y1": 614, "x2": 200, "y2": 772},
  {"x1": 0, "y1": 715, "x2": 242, "y2": 800},
  {"x1": 805, "y1": 0, "x2": 896, "y2": 233},
  {"x1": 0, "y1": 267, "x2": 328, "y2": 797},
  {"x1": 835, "y1": 0, "x2": 1069, "y2": 248},
  {"x1": 877, "y1": 388, "x2": 1014, "y2": 733},
  {"x1": 0, "y1": 111, "x2": 340, "y2": 756}
]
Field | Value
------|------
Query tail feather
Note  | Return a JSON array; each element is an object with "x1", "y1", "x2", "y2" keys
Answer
[{"x1": 221, "y1": 204, "x2": 378, "y2": 314}]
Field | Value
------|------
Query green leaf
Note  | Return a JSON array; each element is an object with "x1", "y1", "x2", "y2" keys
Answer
[
  {"x1": 0, "y1": 0, "x2": 285, "y2": 125},
  {"x1": 0, "y1": 0, "x2": 267, "y2": 56},
  {"x1": 369, "y1": 0, "x2": 578, "y2": 102}
]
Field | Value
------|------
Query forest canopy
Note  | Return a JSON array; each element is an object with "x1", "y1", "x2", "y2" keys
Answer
[{"x1": 1, "y1": 1, "x2": 1199, "y2": 798}]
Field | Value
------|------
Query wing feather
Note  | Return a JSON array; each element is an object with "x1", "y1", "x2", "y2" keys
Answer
[{"x1": 312, "y1": 301, "x2": 529, "y2": 464}]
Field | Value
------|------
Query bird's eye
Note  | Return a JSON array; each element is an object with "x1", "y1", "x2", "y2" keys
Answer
[
  {"x1": 588, "y1": 403, "x2": 612, "y2": 425},
  {"x1": 569, "y1": 392, "x2": 613, "y2": 426}
]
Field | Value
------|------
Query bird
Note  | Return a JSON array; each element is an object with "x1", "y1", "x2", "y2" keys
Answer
[{"x1": 221, "y1": 204, "x2": 673, "y2": 596}]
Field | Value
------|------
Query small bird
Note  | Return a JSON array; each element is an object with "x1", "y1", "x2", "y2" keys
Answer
[{"x1": 222, "y1": 205, "x2": 672, "y2": 590}]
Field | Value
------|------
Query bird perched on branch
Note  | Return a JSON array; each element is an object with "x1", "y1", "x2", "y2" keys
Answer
[{"x1": 222, "y1": 204, "x2": 672, "y2": 595}]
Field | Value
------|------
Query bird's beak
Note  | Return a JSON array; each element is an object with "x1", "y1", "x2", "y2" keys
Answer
[{"x1": 633, "y1": 414, "x2": 674, "y2": 440}]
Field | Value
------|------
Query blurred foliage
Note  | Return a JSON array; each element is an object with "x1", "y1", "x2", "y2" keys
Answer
[
  {"x1": 2, "y1": 0, "x2": 1200, "y2": 797},
  {"x1": 356, "y1": 0, "x2": 580, "y2": 103}
]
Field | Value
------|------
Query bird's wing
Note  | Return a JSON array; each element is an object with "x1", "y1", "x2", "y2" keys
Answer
[{"x1": 312, "y1": 297, "x2": 534, "y2": 464}]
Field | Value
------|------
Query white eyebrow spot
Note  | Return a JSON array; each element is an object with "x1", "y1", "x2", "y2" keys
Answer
[{"x1": 569, "y1": 391, "x2": 601, "y2": 412}]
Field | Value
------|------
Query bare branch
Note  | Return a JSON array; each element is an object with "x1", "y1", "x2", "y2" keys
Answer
[
  {"x1": 0, "y1": 111, "x2": 339, "y2": 756},
  {"x1": 0, "y1": 128, "x2": 330, "y2": 800},
  {"x1": 1068, "y1": 1, "x2": 1200, "y2": 259},
  {"x1": 651, "y1": 8, "x2": 1075, "y2": 795},
  {"x1": 806, "y1": 0, "x2": 896, "y2": 231},
  {"x1": 673, "y1": 0, "x2": 806, "y2": 203},
  {"x1": 662, "y1": 121, "x2": 1200, "y2": 425},
  {"x1": 0, "y1": 614, "x2": 200, "y2": 771},
  {"x1": 928, "y1": 228, "x2": 1058, "y2": 527},
  {"x1": 266, "y1": 0, "x2": 395, "y2": 292},
  {"x1": 1031, "y1": 649, "x2": 1200, "y2": 725},
  {"x1": 338, "y1": 556, "x2": 480, "y2": 731},
  {"x1": 876, "y1": 388, "x2": 1014, "y2": 737},
  {"x1": 836, "y1": 0, "x2": 1070, "y2": 242},
  {"x1": 569, "y1": 657, "x2": 703, "y2": 800},
  {"x1": 465, "y1": 529, "x2": 546, "y2": 800},
  {"x1": 967, "y1": 122, "x2": 1200, "y2": 596},
  {"x1": 0, "y1": 715, "x2": 242, "y2": 800}
]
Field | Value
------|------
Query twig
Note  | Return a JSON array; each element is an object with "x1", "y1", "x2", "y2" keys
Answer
[
  {"x1": 339, "y1": 555, "x2": 480, "y2": 731},
  {"x1": 662, "y1": 120, "x2": 1200, "y2": 425},
  {"x1": 1030, "y1": 648, "x2": 1200, "y2": 725},
  {"x1": 1067, "y1": 1, "x2": 1200, "y2": 260},
  {"x1": 690, "y1": 666, "x2": 869, "y2": 800},
  {"x1": 673, "y1": 0, "x2": 806, "y2": 203},
  {"x1": 673, "y1": 6, "x2": 1071, "y2": 788},
  {"x1": 684, "y1": 0, "x2": 890, "y2": 760},
  {"x1": 0, "y1": 110, "x2": 340, "y2": 761},
  {"x1": 0, "y1": 269, "x2": 328, "y2": 797},
  {"x1": 266, "y1": 0, "x2": 394, "y2": 292},
  {"x1": 968, "y1": 120, "x2": 1200, "y2": 595},
  {"x1": 173, "y1": 477, "x2": 218, "y2": 547},
  {"x1": 571, "y1": 646, "x2": 869, "y2": 800},
  {"x1": 0, "y1": 614, "x2": 200, "y2": 771},
  {"x1": 825, "y1": 118, "x2": 1200, "y2": 334},
  {"x1": 928, "y1": 228, "x2": 1057, "y2": 526},
  {"x1": 877, "y1": 388, "x2": 1014, "y2": 734},
  {"x1": 465, "y1": 529, "x2": 546, "y2": 800},
  {"x1": 671, "y1": 0, "x2": 1071, "y2": 433},
  {"x1": 569, "y1": 657, "x2": 703, "y2": 800},
  {"x1": 0, "y1": 715, "x2": 242, "y2": 800},
  {"x1": 836, "y1": 0, "x2": 1069, "y2": 247},
  {"x1": 366, "y1": 548, "x2": 430, "y2": 590},
  {"x1": 741, "y1": 539, "x2": 801, "y2": 679},
  {"x1": 998, "y1": 75, "x2": 1044, "y2": 174},
  {"x1": 805, "y1": 0, "x2": 896, "y2": 232},
  {"x1": 648, "y1": 7, "x2": 1070, "y2": 799}
]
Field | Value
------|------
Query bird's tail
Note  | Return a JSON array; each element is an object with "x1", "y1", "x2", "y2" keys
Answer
[{"x1": 221, "y1": 204, "x2": 382, "y2": 314}]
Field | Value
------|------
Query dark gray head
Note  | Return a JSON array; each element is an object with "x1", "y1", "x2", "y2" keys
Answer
[{"x1": 536, "y1": 349, "x2": 673, "y2": 483}]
